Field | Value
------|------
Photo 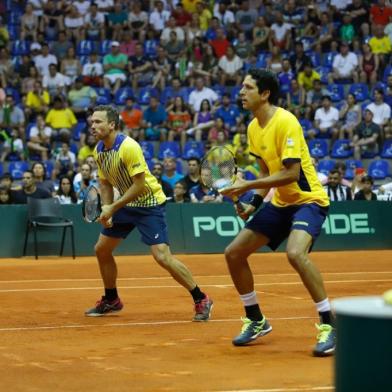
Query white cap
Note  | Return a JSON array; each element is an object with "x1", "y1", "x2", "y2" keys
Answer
[
  {"x1": 31, "y1": 42, "x2": 42, "y2": 51},
  {"x1": 111, "y1": 41, "x2": 120, "y2": 47}
]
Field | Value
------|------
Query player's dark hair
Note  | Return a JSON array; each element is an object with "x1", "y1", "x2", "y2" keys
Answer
[
  {"x1": 328, "y1": 169, "x2": 341, "y2": 176},
  {"x1": 248, "y1": 68, "x2": 280, "y2": 105},
  {"x1": 94, "y1": 105, "x2": 120, "y2": 128}
]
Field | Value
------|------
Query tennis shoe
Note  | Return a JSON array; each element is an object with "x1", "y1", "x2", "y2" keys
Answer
[
  {"x1": 193, "y1": 295, "x2": 213, "y2": 321},
  {"x1": 232, "y1": 316, "x2": 272, "y2": 346},
  {"x1": 85, "y1": 296, "x2": 123, "y2": 317},
  {"x1": 313, "y1": 323, "x2": 336, "y2": 357}
]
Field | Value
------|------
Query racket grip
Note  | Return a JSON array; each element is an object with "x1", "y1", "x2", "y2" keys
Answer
[{"x1": 233, "y1": 196, "x2": 245, "y2": 213}]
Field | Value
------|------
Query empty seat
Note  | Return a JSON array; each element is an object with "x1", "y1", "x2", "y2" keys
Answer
[
  {"x1": 348, "y1": 83, "x2": 369, "y2": 102},
  {"x1": 326, "y1": 84, "x2": 345, "y2": 102},
  {"x1": 317, "y1": 159, "x2": 336, "y2": 176},
  {"x1": 380, "y1": 140, "x2": 392, "y2": 159},
  {"x1": 345, "y1": 159, "x2": 363, "y2": 180},
  {"x1": 138, "y1": 87, "x2": 159, "y2": 105},
  {"x1": 139, "y1": 141, "x2": 155, "y2": 160},
  {"x1": 114, "y1": 88, "x2": 134, "y2": 105},
  {"x1": 8, "y1": 161, "x2": 29, "y2": 180},
  {"x1": 308, "y1": 139, "x2": 329, "y2": 158},
  {"x1": 331, "y1": 139, "x2": 352, "y2": 158},
  {"x1": 182, "y1": 141, "x2": 204, "y2": 159},
  {"x1": 158, "y1": 141, "x2": 181, "y2": 159},
  {"x1": 367, "y1": 160, "x2": 390, "y2": 179}
]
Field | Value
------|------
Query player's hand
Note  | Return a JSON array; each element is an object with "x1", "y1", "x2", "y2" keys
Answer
[
  {"x1": 99, "y1": 204, "x2": 114, "y2": 228},
  {"x1": 235, "y1": 202, "x2": 255, "y2": 221},
  {"x1": 219, "y1": 177, "x2": 248, "y2": 198}
]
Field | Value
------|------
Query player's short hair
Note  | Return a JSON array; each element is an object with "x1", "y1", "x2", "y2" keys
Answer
[
  {"x1": 248, "y1": 68, "x2": 280, "y2": 105},
  {"x1": 94, "y1": 105, "x2": 120, "y2": 128}
]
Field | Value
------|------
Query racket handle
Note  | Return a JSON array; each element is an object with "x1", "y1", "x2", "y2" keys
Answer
[{"x1": 233, "y1": 196, "x2": 245, "y2": 213}]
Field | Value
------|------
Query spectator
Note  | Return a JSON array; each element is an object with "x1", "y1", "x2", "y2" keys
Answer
[
  {"x1": 311, "y1": 157, "x2": 328, "y2": 185},
  {"x1": 0, "y1": 173, "x2": 14, "y2": 192},
  {"x1": 107, "y1": 1, "x2": 128, "y2": 41},
  {"x1": 309, "y1": 95, "x2": 339, "y2": 140},
  {"x1": 64, "y1": 5, "x2": 85, "y2": 43},
  {"x1": 31, "y1": 161, "x2": 55, "y2": 194},
  {"x1": 82, "y1": 52, "x2": 104, "y2": 87},
  {"x1": 27, "y1": 115, "x2": 52, "y2": 161},
  {"x1": 67, "y1": 77, "x2": 97, "y2": 116},
  {"x1": 151, "y1": 161, "x2": 173, "y2": 199},
  {"x1": 21, "y1": 64, "x2": 39, "y2": 95},
  {"x1": 128, "y1": 1, "x2": 148, "y2": 41},
  {"x1": 142, "y1": 96, "x2": 168, "y2": 141},
  {"x1": 190, "y1": 98, "x2": 215, "y2": 141},
  {"x1": 340, "y1": 13, "x2": 356, "y2": 45},
  {"x1": 329, "y1": 42, "x2": 359, "y2": 84},
  {"x1": 266, "y1": 46, "x2": 283, "y2": 74},
  {"x1": 306, "y1": 79, "x2": 329, "y2": 119},
  {"x1": 103, "y1": 41, "x2": 128, "y2": 94},
  {"x1": 73, "y1": 155, "x2": 98, "y2": 187},
  {"x1": 350, "y1": 109, "x2": 381, "y2": 160},
  {"x1": 370, "y1": 0, "x2": 392, "y2": 28},
  {"x1": 209, "y1": 28, "x2": 230, "y2": 59},
  {"x1": 368, "y1": 24, "x2": 392, "y2": 67},
  {"x1": 42, "y1": 63, "x2": 69, "y2": 98},
  {"x1": 152, "y1": 46, "x2": 171, "y2": 90},
  {"x1": 218, "y1": 45, "x2": 244, "y2": 86},
  {"x1": 55, "y1": 176, "x2": 78, "y2": 204},
  {"x1": 366, "y1": 89, "x2": 391, "y2": 130},
  {"x1": 0, "y1": 48, "x2": 14, "y2": 89},
  {"x1": 286, "y1": 79, "x2": 306, "y2": 120},
  {"x1": 170, "y1": 180, "x2": 190, "y2": 203},
  {"x1": 161, "y1": 16, "x2": 185, "y2": 45},
  {"x1": 324, "y1": 169, "x2": 353, "y2": 201},
  {"x1": 40, "y1": 0, "x2": 64, "y2": 41},
  {"x1": 185, "y1": 13, "x2": 203, "y2": 43},
  {"x1": 77, "y1": 133, "x2": 97, "y2": 165},
  {"x1": 95, "y1": 0, "x2": 114, "y2": 15},
  {"x1": 233, "y1": 132, "x2": 258, "y2": 176},
  {"x1": 120, "y1": 97, "x2": 143, "y2": 140},
  {"x1": 61, "y1": 46, "x2": 82, "y2": 83},
  {"x1": 52, "y1": 142, "x2": 76, "y2": 180},
  {"x1": 25, "y1": 80, "x2": 50, "y2": 120},
  {"x1": 252, "y1": 16, "x2": 270, "y2": 52},
  {"x1": 0, "y1": 127, "x2": 24, "y2": 162},
  {"x1": 161, "y1": 157, "x2": 184, "y2": 189},
  {"x1": 215, "y1": 93, "x2": 242, "y2": 134},
  {"x1": 191, "y1": 44, "x2": 218, "y2": 86},
  {"x1": 346, "y1": 0, "x2": 370, "y2": 39},
  {"x1": 339, "y1": 93, "x2": 362, "y2": 140},
  {"x1": 213, "y1": 1, "x2": 235, "y2": 31},
  {"x1": 164, "y1": 31, "x2": 186, "y2": 65},
  {"x1": 12, "y1": 170, "x2": 52, "y2": 204},
  {"x1": 172, "y1": 2, "x2": 192, "y2": 27},
  {"x1": 34, "y1": 43, "x2": 58, "y2": 78},
  {"x1": 0, "y1": 94, "x2": 25, "y2": 139},
  {"x1": 309, "y1": 12, "x2": 334, "y2": 52},
  {"x1": 269, "y1": 11, "x2": 292, "y2": 51},
  {"x1": 278, "y1": 59, "x2": 295, "y2": 99},
  {"x1": 84, "y1": 2, "x2": 106, "y2": 41},
  {"x1": 208, "y1": 118, "x2": 230, "y2": 146},
  {"x1": 290, "y1": 41, "x2": 311, "y2": 75},
  {"x1": 74, "y1": 163, "x2": 98, "y2": 201},
  {"x1": 234, "y1": 31, "x2": 253, "y2": 60},
  {"x1": 188, "y1": 77, "x2": 218, "y2": 114},
  {"x1": 0, "y1": 185, "x2": 11, "y2": 205},
  {"x1": 21, "y1": 3, "x2": 39, "y2": 42},
  {"x1": 128, "y1": 42, "x2": 153, "y2": 91},
  {"x1": 196, "y1": 1, "x2": 212, "y2": 31},
  {"x1": 235, "y1": 0, "x2": 258, "y2": 39},
  {"x1": 167, "y1": 96, "x2": 192, "y2": 149},
  {"x1": 354, "y1": 175, "x2": 378, "y2": 200},
  {"x1": 298, "y1": 63, "x2": 321, "y2": 92},
  {"x1": 359, "y1": 42, "x2": 380, "y2": 86},
  {"x1": 51, "y1": 31, "x2": 73, "y2": 62},
  {"x1": 45, "y1": 96, "x2": 77, "y2": 143},
  {"x1": 119, "y1": 28, "x2": 137, "y2": 57},
  {"x1": 190, "y1": 167, "x2": 223, "y2": 203},
  {"x1": 182, "y1": 158, "x2": 201, "y2": 198},
  {"x1": 149, "y1": 1, "x2": 170, "y2": 34}
]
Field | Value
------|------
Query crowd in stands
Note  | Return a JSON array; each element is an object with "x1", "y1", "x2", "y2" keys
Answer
[{"x1": 0, "y1": 0, "x2": 391, "y2": 206}]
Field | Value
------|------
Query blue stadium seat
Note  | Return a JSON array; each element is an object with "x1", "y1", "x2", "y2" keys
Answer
[
  {"x1": 212, "y1": 84, "x2": 226, "y2": 100},
  {"x1": 315, "y1": 66, "x2": 331, "y2": 84},
  {"x1": 300, "y1": 118, "x2": 312, "y2": 131},
  {"x1": 345, "y1": 159, "x2": 363, "y2": 180},
  {"x1": 256, "y1": 52, "x2": 271, "y2": 68},
  {"x1": 73, "y1": 122, "x2": 87, "y2": 142},
  {"x1": 25, "y1": 122, "x2": 36, "y2": 140},
  {"x1": 94, "y1": 87, "x2": 112, "y2": 104},
  {"x1": 307, "y1": 51, "x2": 321, "y2": 67},
  {"x1": 367, "y1": 160, "x2": 390, "y2": 179},
  {"x1": 9, "y1": 161, "x2": 29, "y2": 180},
  {"x1": 230, "y1": 86, "x2": 241, "y2": 103},
  {"x1": 158, "y1": 142, "x2": 181, "y2": 159},
  {"x1": 77, "y1": 40, "x2": 96, "y2": 56},
  {"x1": 317, "y1": 159, "x2": 336, "y2": 176},
  {"x1": 8, "y1": 25, "x2": 19, "y2": 40},
  {"x1": 331, "y1": 139, "x2": 352, "y2": 159},
  {"x1": 95, "y1": 95, "x2": 111, "y2": 105},
  {"x1": 381, "y1": 140, "x2": 392, "y2": 159},
  {"x1": 322, "y1": 52, "x2": 337, "y2": 68},
  {"x1": 382, "y1": 65, "x2": 392, "y2": 83},
  {"x1": 182, "y1": 141, "x2": 204, "y2": 160},
  {"x1": 326, "y1": 84, "x2": 345, "y2": 102},
  {"x1": 361, "y1": 148, "x2": 378, "y2": 159},
  {"x1": 114, "y1": 88, "x2": 134, "y2": 105},
  {"x1": 139, "y1": 141, "x2": 155, "y2": 160},
  {"x1": 11, "y1": 40, "x2": 30, "y2": 56},
  {"x1": 5, "y1": 87, "x2": 21, "y2": 104},
  {"x1": 99, "y1": 40, "x2": 112, "y2": 55},
  {"x1": 301, "y1": 37, "x2": 315, "y2": 52},
  {"x1": 138, "y1": 87, "x2": 159, "y2": 105},
  {"x1": 43, "y1": 160, "x2": 54, "y2": 179},
  {"x1": 349, "y1": 83, "x2": 369, "y2": 102},
  {"x1": 0, "y1": 162, "x2": 3, "y2": 176},
  {"x1": 176, "y1": 159, "x2": 183, "y2": 174},
  {"x1": 160, "y1": 86, "x2": 189, "y2": 105},
  {"x1": 308, "y1": 139, "x2": 329, "y2": 158}
]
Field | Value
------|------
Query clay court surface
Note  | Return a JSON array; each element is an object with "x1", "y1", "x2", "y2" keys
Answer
[{"x1": 0, "y1": 250, "x2": 391, "y2": 392}]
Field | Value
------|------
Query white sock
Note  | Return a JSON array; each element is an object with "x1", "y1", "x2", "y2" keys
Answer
[
  {"x1": 239, "y1": 291, "x2": 258, "y2": 307},
  {"x1": 315, "y1": 298, "x2": 331, "y2": 313}
]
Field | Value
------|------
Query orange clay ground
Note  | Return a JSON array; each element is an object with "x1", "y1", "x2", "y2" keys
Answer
[{"x1": 0, "y1": 250, "x2": 391, "y2": 392}]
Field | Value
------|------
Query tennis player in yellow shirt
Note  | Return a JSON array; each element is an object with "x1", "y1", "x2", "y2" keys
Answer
[
  {"x1": 85, "y1": 105, "x2": 213, "y2": 321},
  {"x1": 221, "y1": 69, "x2": 334, "y2": 357}
]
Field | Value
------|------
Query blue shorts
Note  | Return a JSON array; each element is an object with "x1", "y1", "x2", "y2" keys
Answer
[
  {"x1": 101, "y1": 204, "x2": 169, "y2": 245},
  {"x1": 245, "y1": 202, "x2": 328, "y2": 251}
]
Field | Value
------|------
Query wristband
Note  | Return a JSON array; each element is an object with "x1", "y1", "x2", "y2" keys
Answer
[{"x1": 249, "y1": 194, "x2": 263, "y2": 209}]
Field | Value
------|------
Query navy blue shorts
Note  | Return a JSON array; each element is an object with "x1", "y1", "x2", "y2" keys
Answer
[
  {"x1": 101, "y1": 204, "x2": 169, "y2": 245},
  {"x1": 245, "y1": 202, "x2": 328, "y2": 251}
]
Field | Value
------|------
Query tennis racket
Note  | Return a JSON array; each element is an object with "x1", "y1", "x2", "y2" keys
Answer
[
  {"x1": 200, "y1": 146, "x2": 244, "y2": 212},
  {"x1": 82, "y1": 185, "x2": 102, "y2": 223}
]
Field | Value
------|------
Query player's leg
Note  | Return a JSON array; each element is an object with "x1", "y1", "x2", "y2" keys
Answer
[
  {"x1": 85, "y1": 233, "x2": 123, "y2": 317},
  {"x1": 150, "y1": 243, "x2": 213, "y2": 321},
  {"x1": 225, "y1": 228, "x2": 273, "y2": 345},
  {"x1": 286, "y1": 205, "x2": 335, "y2": 357}
]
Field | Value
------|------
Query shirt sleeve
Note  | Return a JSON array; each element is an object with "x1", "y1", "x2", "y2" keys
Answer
[
  {"x1": 280, "y1": 117, "x2": 302, "y2": 165},
  {"x1": 120, "y1": 139, "x2": 146, "y2": 177}
]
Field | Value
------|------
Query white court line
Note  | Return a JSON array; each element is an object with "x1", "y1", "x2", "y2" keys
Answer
[
  {"x1": 0, "y1": 270, "x2": 391, "y2": 284},
  {"x1": 0, "y1": 316, "x2": 314, "y2": 333},
  {"x1": 0, "y1": 278, "x2": 392, "y2": 293},
  {"x1": 219, "y1": 387, "x2": 334, "y2": 392}
]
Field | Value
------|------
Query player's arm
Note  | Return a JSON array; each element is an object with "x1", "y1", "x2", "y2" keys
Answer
[{"x1": 99, "y1": 177, "x2": 114, "y2": 205}]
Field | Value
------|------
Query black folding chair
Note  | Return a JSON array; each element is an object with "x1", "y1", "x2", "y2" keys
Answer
[{"x1": 23, "y1": 197, "x2": 76, "y2": 259}]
